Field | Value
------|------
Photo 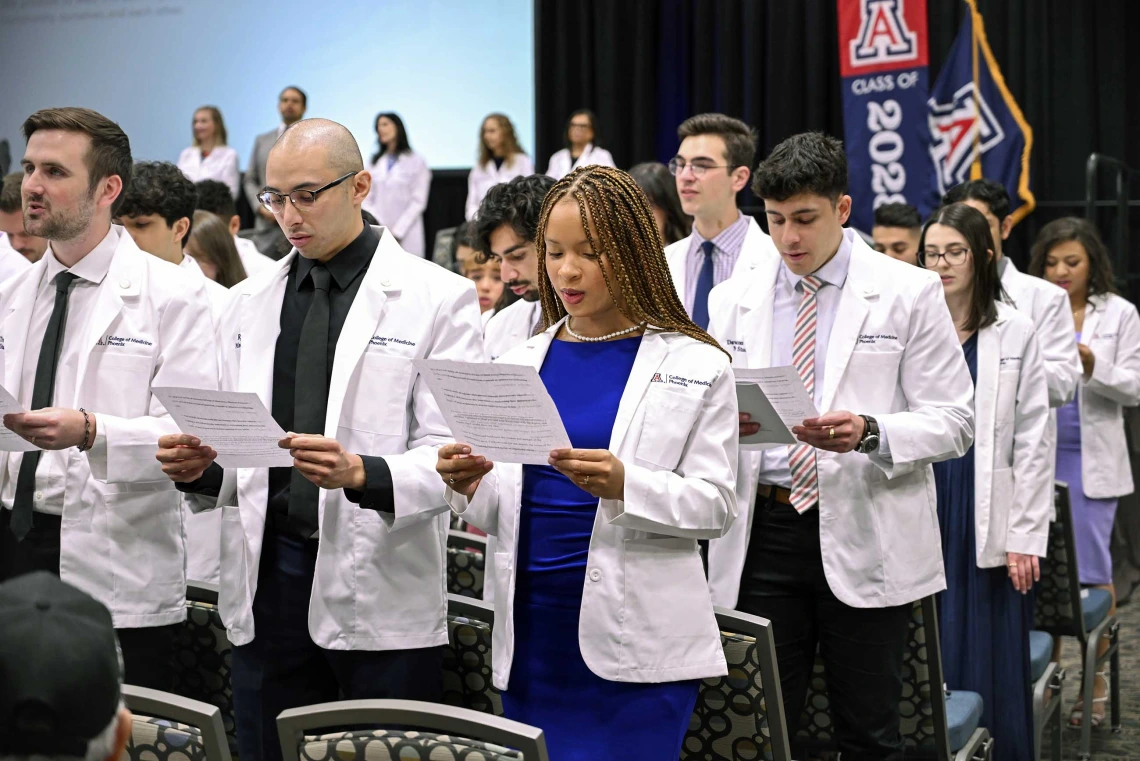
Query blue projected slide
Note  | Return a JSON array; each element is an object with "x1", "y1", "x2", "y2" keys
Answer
[{"x1": 0, "y1": 0, "x2": 535, "y2": 169}]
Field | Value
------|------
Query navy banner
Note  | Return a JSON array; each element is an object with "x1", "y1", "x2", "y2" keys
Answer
[{"x1": 837, "y1": 0, "x2": 937, "y2": 232}]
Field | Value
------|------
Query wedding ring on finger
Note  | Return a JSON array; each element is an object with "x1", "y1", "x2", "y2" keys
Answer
[
  {"x1": 829, "y1": 427, "x2": 835, "y2": 439},
  {"x1": 584, "y1": 475, "x2": 591, "y2": 486},
  {"x1": 448, "y1": 477, "x2": 455, "y2": 485}
]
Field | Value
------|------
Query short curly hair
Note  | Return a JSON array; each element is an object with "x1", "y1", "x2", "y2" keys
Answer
[
  {"x1": 117, "y1": 161, "x2": 197, "y2": 245},
  {"x1": 193, "y1": 179, "x2": 237, "y2": 219},
  {"x1": 752, "y1": 132, "x2": 847, "y2": 203},
  {"x1": 471, "y1": 174, "x2": 555, "y2": 263}
]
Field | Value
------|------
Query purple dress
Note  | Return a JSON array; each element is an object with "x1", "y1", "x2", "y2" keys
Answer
[{"x1": 1055, "y1": 332, "x2": 1119, "y2": 586}]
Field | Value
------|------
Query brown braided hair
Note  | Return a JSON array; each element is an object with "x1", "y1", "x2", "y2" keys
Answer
[{"x1": 535, "y1": 165, "x2": 729, "y2": 358}]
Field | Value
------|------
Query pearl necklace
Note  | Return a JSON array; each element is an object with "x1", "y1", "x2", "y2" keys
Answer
[{"x1": 565, "y1": 318, "x2": 646, "y2": 342}]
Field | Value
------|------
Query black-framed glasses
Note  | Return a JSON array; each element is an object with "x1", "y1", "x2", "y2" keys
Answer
[
  {"x1": 257, "y1": 172, "x2": 357, "y2": 214},
  {"x1": 667, "y1": 157, "x2": 734, "y2": 178},
  {"x1": 919, "y1": 246, "x2": 971, "y2": 267}
]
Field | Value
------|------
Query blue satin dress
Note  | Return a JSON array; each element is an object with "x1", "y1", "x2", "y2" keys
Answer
[
  {"x1": 501, "y1": 336, "x2": 699, "y2": 761},
  {"x1": 933, "y1": 332, "x2": 1034, "y2": 761}
]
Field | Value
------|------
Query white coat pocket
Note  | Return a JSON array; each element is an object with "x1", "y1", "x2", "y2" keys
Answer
[
  {"x1": 89, "y1": 353, "x2": 153, "y2": 417},
  {"x1": 355, "y1": 353, "x2": 412, "y2": 435},
  {"x1": 635, "y1": 389, "x2": 702, "y2": 470},
  {"x1": 106, "y1": 488, "x2": 183, "y2": 612}
]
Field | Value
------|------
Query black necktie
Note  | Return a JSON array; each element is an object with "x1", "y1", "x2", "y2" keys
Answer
[
  {"x1": 11, "y1": 271, "x2": 80, "y2": 541},
  {"x1": 287, "y1": 265, "x2": 331, "y2": 538}
]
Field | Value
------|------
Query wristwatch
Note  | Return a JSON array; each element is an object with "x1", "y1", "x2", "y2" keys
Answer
[{"x1": 855, "y1": 415, "x2": 880, "y2": 454}]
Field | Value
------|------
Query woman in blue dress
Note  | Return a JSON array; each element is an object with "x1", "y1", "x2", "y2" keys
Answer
[
  {"x1": 921, "y1": 204, "x2": 1053, "y2": 761},
  {"x1": 437, "y1": 165, "x2": 738, "y2": 761}
]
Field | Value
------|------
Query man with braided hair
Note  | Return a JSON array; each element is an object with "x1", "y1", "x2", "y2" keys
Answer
[{"x1": 474, "y1": 173, "x2": 555, "y2": 360}]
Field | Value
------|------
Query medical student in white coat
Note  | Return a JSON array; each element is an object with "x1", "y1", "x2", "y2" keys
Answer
[
  {"x1": 707, "y1": 133, "x2": 975, "y2": 760},
  {"x1": 1029, "y1": 216, "x2": 1140, "y2": 728},
  {"x1": 0, "y1": 108, "x2": 219, "y2": 691},
  {"x1": 663, "y1": 114, "x2": 779, "y2": 328},
  {"x1": 193, "y1": 179, "x2": 274, "y2": 276},
  {"x1": 464, "y1": 113, "x2": 534, "y2": 221},
  {"x1": 438, "y1": 165, "x2": 736, "y2": 761},
  {"x1": 177, "y1": 107, "x2": 241, "y2": 198},
  {"x1": 922, "y1": 203, "x2": 1052, "y2": 761},
  {"x1": 545, "y1": 109, "x2": 615, "y2": 181},
  {"x1": 156, "y1": 119, "x2": 484, "y2": 761},
  {"x1": 362, "y1": 113, "x2": 432, "y2": 257}
]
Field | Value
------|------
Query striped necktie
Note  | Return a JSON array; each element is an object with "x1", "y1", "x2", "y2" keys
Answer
[{"x1": 789, "y1": 275, "x2": 822, "y2": 513}]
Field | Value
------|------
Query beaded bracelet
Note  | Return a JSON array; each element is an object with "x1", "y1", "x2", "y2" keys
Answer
[{"x1": 77, "y1": 407, "x2": 93, "y2": 452}]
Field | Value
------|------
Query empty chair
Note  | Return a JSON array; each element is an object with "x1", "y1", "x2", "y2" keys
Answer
[
  {"x1": 447, "y1": 529, "x2": 487, "y2": 599},
  {"x1": 121, "y1": 684, "x2": 232, "y2": 761},
  {"x1": 1029, "y1": 630, "x2": 1064, "y2": 761},
  {"x1": 275, "y1": 699, "x2": 548, "y2": 761},
  {"x1": 444, "y1": 593, "x2": 503, "y2": 715},
  {"x1": 170, "y1": 581, "x2": 237, "y2": 754},
  {"x1": 1034, "y1": 482, "x2": 1121, "y2": 760},
  {"x1": 682, "y1": 607, "x2": 792, "y2": 761}
]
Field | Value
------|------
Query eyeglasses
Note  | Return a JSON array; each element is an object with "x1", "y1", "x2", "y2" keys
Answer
[
  {"x1": 257, "y1": 172, "x2": 357, "y2": 214},
  {"x1": 667, "y1": 158, "x2": 733, "y2": 179},
  {"x1": 919, "y1": 247, "x2": 971, "y2": 267}
]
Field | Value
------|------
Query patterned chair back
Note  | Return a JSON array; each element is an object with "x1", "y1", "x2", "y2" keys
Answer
[
  {"x1": 122, "y1": 716, "x2": 209, "y2": 761},
  {"x1": 444, "y1": 593, "x2": 504, "y2": 716},
  {"x1": 794, "y1": 597, "x2": 954, "y2": 761},
  {"x1": 1033, "y1": 481, "x2": 1086, "y2": 644},
  {"x1": 682, "y1": 608, "x2": 792, "y2": 761},
  {"x1": 447, "y1": 530, "x2": 487, "y2": 599},
  {"x1": 297, "y1": 729, "x2": 523, "y2": 761},
  {"x1": 171, "y1": 583, "x2": 237, "y2": 755}
]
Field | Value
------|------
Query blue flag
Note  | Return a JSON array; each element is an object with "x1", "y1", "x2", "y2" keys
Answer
[{"x1": 927, "y1": 0, "x2": 1035, "y2": 223}]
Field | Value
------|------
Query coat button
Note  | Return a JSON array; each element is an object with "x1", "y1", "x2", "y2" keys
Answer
[
  {"x1": 119, "y1": 279, "x2": 131, "y2": 289},
  {"x1": 34, "y1": 491, "x2": 44, "y2": 501},
  {"x1": 588, "y1": 569, "x2": 602, "y2": 582},
  {"x1": 381, "y1": 279, "x2": 392, "y2": 287}
]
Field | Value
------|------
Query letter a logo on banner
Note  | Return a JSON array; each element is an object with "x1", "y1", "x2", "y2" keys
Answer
[{"x1": 850, "y1": 0, "x2": 919, "y2": 66}]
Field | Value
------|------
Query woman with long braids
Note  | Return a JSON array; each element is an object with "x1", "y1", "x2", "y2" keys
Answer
[{"x1": 436, "y1": 165, "x2": 738, "y2": 760}]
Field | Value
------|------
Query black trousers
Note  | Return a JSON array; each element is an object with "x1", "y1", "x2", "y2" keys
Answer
[
  {"x1": 0, "y1": 508, "x2": 178, "y2": 691},
  {"x1": 232, "y1": 523, "x2": 445, "y2": 761},
  {"x1": 737, "y1": 493, "x2": 912, "y2": 761}
]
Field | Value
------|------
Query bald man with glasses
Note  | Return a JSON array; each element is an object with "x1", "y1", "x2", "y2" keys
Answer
[{"x1": 156, "y1": 119, "x2": 484, "y2": 761}]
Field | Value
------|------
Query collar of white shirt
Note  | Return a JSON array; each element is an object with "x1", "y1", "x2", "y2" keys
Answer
[
  {"x1": 778, "y1": 227, "x2": 855, "y2": 294},
  {"x1": 43, "y1": 226, "x2": 119, "y2": 286}
]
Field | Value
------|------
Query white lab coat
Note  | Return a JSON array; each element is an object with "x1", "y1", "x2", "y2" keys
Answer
[
  {"x1": 363, "y1": 152, "x2": 432, "y2": 257},
  {"x1": 0, "y1": 229, "x2": 219, "y2": 627},
  {"x1": 1075, "y1": 292, "x2": 1140, "y2": 498},
  {"x1": 545, "y1": 144, "x2": 615, "y2": 181},
  {"x1": 234, "y1": 236, "x2": 274, "y2": 277},
  {"x1": 0, "y1": 234, "x2": 32, "y2": 284},
  {"x1": 177, "y1": 146, "x2": 241, "y2": 198},
  {"x1": 465, "y1": 154, "x2": 535, "y2": 221},
  {"x1": 483, "y1": 298, "x2": 542, "y2": 361},
  {"x1": 446, "y1": 321, "x2": 738, "y2": 688},
  {"x1": 191, "y1": 227, "x2": 485, "y2": 649},
  {"x1": 972, "y1": 302, "x2": 1052, "y2": 567},
  {"x1": 707, "y1": 232, "x2": 975, "y2": 609},
  {"x1": 664, "y1": 217, "x2": 780, "y2": 311}
]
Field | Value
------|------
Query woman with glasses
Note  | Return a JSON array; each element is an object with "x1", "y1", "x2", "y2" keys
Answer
[
  {"x1": 1028, "y1": 217, "x2": 1140, "y2": 728},
  {"x1": 362, "y1": 113, "x2": 432, "y2": 257},
  {"x1": 921, "y1": 203, "x2": 1051, "y2": 761},
  {"x1": 545, "y1": 109, "x2": 615, "y2": 182},
  {"x1": 177, "y1": 106, "x2": 241, "y2": 198},
  {"x1": 464, "y1": 113, "x2": 533, "y2": 221}
]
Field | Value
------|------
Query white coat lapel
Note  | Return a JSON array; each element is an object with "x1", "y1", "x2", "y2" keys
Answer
[
  {"x1": 77, "y1": 239, "x2": 142, "y2": 396},
  {"x1": 238, "y1": 255, "x2": 291, "y2": 402},
  {"x1": 3, "y1": 260, "x2": 45, "y2": 391},
  {"x1": 739, "y1": 255, "x2": 780, "y2": 369},
  {"x1": 1082, "y1": 295, "x2": 1104, "y2": 342},
  {"x1": 730, "y1": 218, "x2": 775, "y2": 279},
  {"x1": 324, "y1": 228, "x2": 398, "y2": 437},
  {"x1": 974, "y1": 316, "x2": 1002, "y2": 510},
  {"x1": 820, "y1": 250, "x2": 872, "y2": 413},
  {"x1": 609, "y1": 329, "x2": 670, "y2": 453}
]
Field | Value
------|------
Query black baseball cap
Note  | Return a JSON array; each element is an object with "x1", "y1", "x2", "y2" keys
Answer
[{"x1": 0, "y1": 572, "x2": 123, "y2": 756}]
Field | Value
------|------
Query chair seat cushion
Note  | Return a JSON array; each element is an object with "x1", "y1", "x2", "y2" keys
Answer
[
  {"x1": 944, "y1": 690, "x2": 983, "y2": 752},
  {"x1": 1081, "y1": 587, "x2": 1113, "y2": 632},
  {"x1": 1029, "y1": 630, "x2": 1053, "y2": 682}
]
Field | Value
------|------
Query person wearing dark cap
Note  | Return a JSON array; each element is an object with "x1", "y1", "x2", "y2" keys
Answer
[{"x1": 0, "y1": 571, "x2": 132, "y2": 761}]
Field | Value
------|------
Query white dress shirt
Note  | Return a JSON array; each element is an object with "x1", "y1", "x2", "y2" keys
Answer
[
  {"x1": 178, "y1": 145, "x2": 241, "y2": 198},
  {"x1": 1, "y1": 228, "x2": 119, "y2": 515},
  {"x1": 756, "y1": 230, "x2": 890, "y2": 487},
  {"x1": 683, "y1": 213, "x2": 750, "y2": 315}
]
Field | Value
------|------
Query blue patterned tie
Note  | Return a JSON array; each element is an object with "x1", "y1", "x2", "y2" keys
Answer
[{"x1": 691, "y1": 240, "x2": 716, "y2": 329}]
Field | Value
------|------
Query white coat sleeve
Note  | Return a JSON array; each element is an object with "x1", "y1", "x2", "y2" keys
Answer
[
  {"x1": 391, "y1": 158, "x2": 431, "y2": 242},
  {"x1": 444, "y1": 467, "x2": 502, "y2": 536},
  {"x1": 464, "y1": 164, "x2": 484, "y2": 221},
  {"x1": 1007, "y1": 326, "x2": 1053, "y2": 557},
  {"x1": 88, "y1": 279, "x2": 220, "y2": 483},
  {"x1": 1086, "y1": 299, "x2": 1140, "y2": 406},
  {"x1": 222, "y1": 150, "x2": 241, "y2": 199},
  {"x1": 1035, "y1": 285, "x2": 1082, "y2": 408},
  {"x1": 377, "y1": 282, "x2": 486, "y2": 531},
  {"x1": 601, "y1": 356, "x2": 739, "y2": 540},
  {"x1": 872, "y1": 278, "x2": 975, "y2": 477}
]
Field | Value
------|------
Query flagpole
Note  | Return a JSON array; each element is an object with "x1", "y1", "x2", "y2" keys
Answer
[{"x1": 967, "y1": 0, "x2": 983, "y2": 180}]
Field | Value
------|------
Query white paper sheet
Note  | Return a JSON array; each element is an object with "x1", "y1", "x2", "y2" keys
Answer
[
  {"x1": 153, "y1": 387, "x2": 294, "y2": 468},
  {"x1": 414, "y1": 359, "x2": 571, "y2": 465},
  {"x1": 0, "y1": 385, "x2": 39, "y2": 452},
  {"x1": 734, "y1": 366, "x2": 820, "y2": 450}
]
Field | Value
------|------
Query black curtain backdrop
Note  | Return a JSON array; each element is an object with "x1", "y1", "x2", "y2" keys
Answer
[{"x1": 534, "y1": 0, "x2": 1140, "y2": 268}]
